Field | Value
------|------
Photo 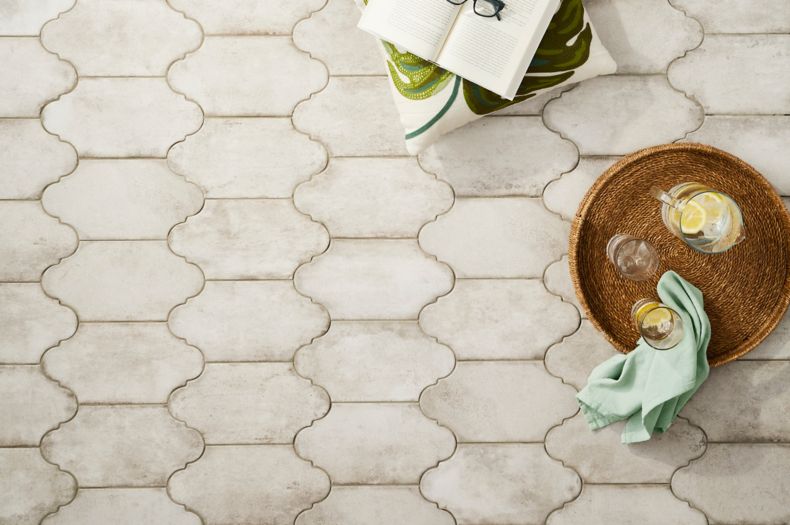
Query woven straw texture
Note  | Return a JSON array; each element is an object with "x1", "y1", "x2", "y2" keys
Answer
[{"x1": 569, "y1": 143, "x2": 790, "y2": 367}]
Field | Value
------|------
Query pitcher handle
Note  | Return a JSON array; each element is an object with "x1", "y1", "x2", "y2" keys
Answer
[{"x1": 650, "y1": 186, "x2": 678, "y2": 208}]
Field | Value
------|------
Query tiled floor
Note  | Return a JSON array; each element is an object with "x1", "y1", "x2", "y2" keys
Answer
[{"x1": 1, "y1": 0, "x2": 789, "y2": 524}]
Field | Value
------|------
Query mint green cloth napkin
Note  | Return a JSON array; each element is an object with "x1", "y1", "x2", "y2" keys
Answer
[{"x1": 576, "y1": 271, "x2": 711, "y2": 443}]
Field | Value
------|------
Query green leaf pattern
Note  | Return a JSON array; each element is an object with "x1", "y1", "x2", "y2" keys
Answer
[
  {"x1": 382, "y1": 42, "x2": 454, "y2": 101},
  {"x1": 464, "y1": 0, "x2": 592, "y2": 114},
  {"x1": 378, "y1": 0, "x2": 593, "y2": 118}
]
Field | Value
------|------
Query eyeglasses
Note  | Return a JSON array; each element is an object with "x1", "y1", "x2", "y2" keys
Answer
[{"x1": 447, "y1": 0, "x2": 506, "y2": 20}]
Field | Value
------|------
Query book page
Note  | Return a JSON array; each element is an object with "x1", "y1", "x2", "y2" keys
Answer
[
  {"x1": 437, "y1": 0, "x2": 560, "y2": 99},
  {"x1": 358, "y1": 0, "x2": 461, "y2": 61}
]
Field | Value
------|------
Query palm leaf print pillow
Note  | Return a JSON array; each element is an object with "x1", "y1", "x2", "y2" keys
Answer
[{"x1": 358, "y1": 0, "x2": 616, "y2": 154}]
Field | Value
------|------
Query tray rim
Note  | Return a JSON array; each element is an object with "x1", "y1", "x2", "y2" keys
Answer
[{"x1": 568, "y1": 142, "x2": 790, "y2": 367}]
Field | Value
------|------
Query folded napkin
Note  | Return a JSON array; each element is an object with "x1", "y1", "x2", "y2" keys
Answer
[{"x1": 577, "y1": 271, "x2": 710, "y2": 443}]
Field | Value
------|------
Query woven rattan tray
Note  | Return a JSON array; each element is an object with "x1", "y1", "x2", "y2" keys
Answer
[{"x1": 569, "y1": 143, "x2": 790, "y2": 366}]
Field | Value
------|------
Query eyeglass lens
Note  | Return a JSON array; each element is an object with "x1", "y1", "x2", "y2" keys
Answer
[
  {"x1": 446, "y1": 0, "x2": 504, "y2": 18},
  {"x1": 474, "y1": 0, "x2": 501, "y2": 16}
]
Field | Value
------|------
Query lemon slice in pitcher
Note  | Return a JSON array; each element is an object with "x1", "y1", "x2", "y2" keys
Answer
[
  {"x1": 680, "y1": 200, "x2": 706, "y2": 235},
  {"x1": 696, "y1": 192, "x2": 726, "y2": 219}
]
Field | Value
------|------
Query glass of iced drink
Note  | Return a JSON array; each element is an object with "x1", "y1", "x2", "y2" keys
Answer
[{"x1": 606, "y1": 234, "x2": 660, "y2": 281}]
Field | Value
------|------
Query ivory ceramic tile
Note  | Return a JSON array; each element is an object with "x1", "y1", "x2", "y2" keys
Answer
[
  {"x1": 41, "y1": 489, "x2": 200, "y2": 525},
  {"x1": 672, "y1": 0, "x2": 790, "y2": 33},
  {"x1": 294, "y1": 321, "x2": 455, "y2": 401},
  {"x1": 684, "y1": 116, "x2": 790, "y2": 195},
  {"x1": 547, "y1": 485, "x2": 707, "y2": 525},
  {"x1": 41, "y1": 406, "x2": 203, "y2": 487},
  {"x1": 170, "y1": 363, "x2": 329, "y2": 444},
  {"x1": 296, "y1": 486, "x2": 454, "y2": 525},
  {"x1": 748, "y1": 308, "x2": 790, "y2": 359},
  {"x1": 169, "y1": 36, "x2": 326, "y2": 116},
  {"x1": 420, "y1": 279, "x2": 579, "y2": 359},
  {"x1": 420, "y1": 198, "x2": 568, "y2": 278},
  {"x1": 0, "y1": 284, "x2": 76, "y2": 364},
  {"x1": 41, "y1": 0, "x2": 201, "y2": 76},
  {"x1": 293, "y1": 0, "x2": 385, "y2": 75},
  {"x1": 169, "y1": 281, "x2": 329, "y2": 361},
  {"x1": 0, "y1": 449, "x2": 75, "y2": 525},
  {"x1": 543, "y1": 156, "x2": 621, "y2": 220},
  {"x1": 544, "y1": 320, "x2": 619, "y2": 390},
  {"x1": 543, "y1": 75, "x2": 702, "y2": 155},
  {"x1": 169, "y1": 445, "x2": 329, "y2": 525},
  {"x1": 42, "y1": 159, "x2": 203, "y2": 240},
  {"x1": 585, "y1": 0, "x2": 701, "y2": 73},
  {"x1": 673, "y1": 444, "x2": 790, "y2": 525},
  {"x1": 295, "y1": 240, "x2": 454, "y2": 320},
  {"x1": 295, "y1": 403, "x2": 455, "y2": 484},
  {"x1": 0, "y1": 365, "x2": 76, "y2": 446},
  {"x1": 43, "y1": 323, "x2": 203, "y2": 403},
  {"x1": 681, "y1": 361, "x2": 790, "y2": 441},
  {"x1": 421, "y1": 362, "x2": 578, "y2": 442},
  {"x1": 0, "y1": 0, "x2": 75, "y2": 35},
  {"x1": 543, "y1": 255, "x2": 584, "y2": 312},
  {"x1": 419, "y1": 117, "x2": 577, "y2": 197},
  {"x1": 421, "y1": 444, "x2": 580, "y2": 525},
  {"x1": 0, "y1": 38, "x2": 75, "y2": 117},
  {"x1": 42, "y1": 241, "x2": 203, "y2": 321},
  {"x1": 168, "y1": 0, "x2": 326, "y2": 34},
  {"x1": 669, "y1": 35, "x2": 790, "y2": 114},
  {"x1": 168, "y1": 118, "x2": 326, "y2": 198},
  {"x1": 42, "y1": 78, "x2": 202, "y2": 158},
  {"x1": 0, "y1": 119, "x2": 76, "y2": 199},
  {"x1": 293, "y1": 77, "x2": 409, "y2": 156},
  {"x1": 294, "y1": 157, "x2": 453, "y2": 237},
  {"x1": 170, "y1": 199, "x2": 328, "y2": 279},
  {"x1": 0, "y1": 201, "x2": 77, "y2": 281},
  {"x1": 545, "y1": 413, "x2": 705, "y2": 483}
]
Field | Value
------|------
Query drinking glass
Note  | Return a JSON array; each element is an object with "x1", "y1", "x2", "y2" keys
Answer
[
  {"x1": 606, "y1": 234, "x2": 660, "y2": 281},
  {"x1": 650, "y1": 182, "x2": 745, "y2": 254},
  {"x1": 631, "y1": 298, "x2": 685, "y2": 350}
]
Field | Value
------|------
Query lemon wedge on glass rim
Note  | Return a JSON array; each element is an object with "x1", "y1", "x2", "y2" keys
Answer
[
  {"x1": 634, "y1": 301, "x2": 661, "y2": 325},
  {"x1": 641, "y1": 307, "x2": 673, "y2": 332},
  {"x1": 635, "y1": 302, "x2": 674, "y2": 341}
]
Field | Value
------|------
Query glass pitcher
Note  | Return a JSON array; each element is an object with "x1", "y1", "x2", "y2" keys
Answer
[{"x1": 650, "y1": 182, "x2": 745, "y2": 254}]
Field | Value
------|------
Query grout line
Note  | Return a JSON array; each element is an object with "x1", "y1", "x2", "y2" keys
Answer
[
  {"x1": 331, "y1": 482, "x2": 429, "y2": 487},
  {"x1": 704, "y1": 31, "x2": 790, "y2": 36},
  {"x1": 72, "y1": 486, "x2": 170, "y2": 490},
  {"x1": 287, "y1": 2, "x2": 338, "y2": 523},
  {"x1": 455, "y1": 358, "x2": 545, "y2": 362},
  {"x1": 77, "y1": 402, "x2": 167, "y2": 407},
  {"x1": 203, "y1": 277, "x2": 292, "y2": 282},
  {"x1": 34, "y1": 2, "x2": 83, "y2": 523},
  {"x1": 704, "y1": 440, "x2": 790, "y2": 444},
  {"x1": 413, "y1": 138, "x2": 462, "y2": 525},
  {"x1": 584, "y1": 482, "x2": 671, "y2": 486},
  {"x1": 159, "y1": 4, "x2": 211, "y2": 525},
  {"x1": 202, "y1": 32, "x2": 291, "y2": 37}
]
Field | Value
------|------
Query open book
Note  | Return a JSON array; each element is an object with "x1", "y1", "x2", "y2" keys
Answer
[{"x1": 358, "y1": 0, "x2": 561, "y2": 100}]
